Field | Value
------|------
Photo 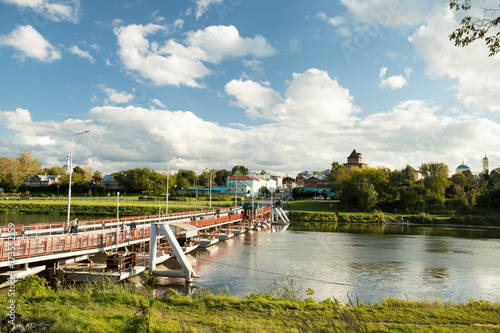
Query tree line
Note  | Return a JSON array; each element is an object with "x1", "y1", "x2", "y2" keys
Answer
[
  {"x1": 0, "y1": 153, "x2": 254, "y2": 196},
  {"x1": 309, "y1": 161, "x2": 500, "y2": 214}
]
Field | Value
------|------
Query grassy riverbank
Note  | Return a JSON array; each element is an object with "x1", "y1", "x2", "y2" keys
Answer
[
  {"x1": 288, "y1": 200, "x2": 500, "y2": 226},
  {"x1": 4, "y1": 277, "x2": 500, "y2": 332},
  {"x1": 1, "y1": 198, "x2": 499, "y2": 225},
  {"x1": 0, "y1": 198, "x2": 214, "y2": 217}
]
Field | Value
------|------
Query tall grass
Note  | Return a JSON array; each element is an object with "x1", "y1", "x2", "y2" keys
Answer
[{"x1": 4, "y1": 276, "x2": 500, "y2": 332}]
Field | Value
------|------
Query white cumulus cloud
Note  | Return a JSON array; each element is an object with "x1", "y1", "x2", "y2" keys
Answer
[
  {"x1": 409, "y1": 4, "x2": 500, "y2": 112},
  {"x1": 226, "y1": 68, "x2": 360, "y2": 127},
  {"x1": 0, "y1": 25, "x2": 61, "y2": 62},
  {"x1": 378, "y1": 66, "x2": 411, "y2": 90},
  {"x1": 114, "y1": 24, "x2": 275, "y2": 88},
  {"x1": 101, "y1": 86, "x2": 133, "y2": 104}
]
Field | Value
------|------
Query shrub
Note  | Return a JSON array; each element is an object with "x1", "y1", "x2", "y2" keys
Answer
[{"x1": 16, "y1": 275, "x2": 52, "y2": 299}]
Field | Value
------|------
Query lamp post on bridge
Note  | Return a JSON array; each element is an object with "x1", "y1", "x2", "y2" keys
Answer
[
  {"x1": 234, "y1": 176, "x2": 237, "y2": 206},
  {"x1": 166, "y1": 157, "x2": 179, "y2": 216},
  {"x1": 117, "y1": 191, "x2": 120, "y2": 223},
  {"x1": 66, "y1": 130, "x2": 89, "y2": 226}
]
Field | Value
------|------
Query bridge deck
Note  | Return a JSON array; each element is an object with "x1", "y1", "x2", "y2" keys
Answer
[{"x1": 1, "y1": 206, "x2": 272, "y2": 268}]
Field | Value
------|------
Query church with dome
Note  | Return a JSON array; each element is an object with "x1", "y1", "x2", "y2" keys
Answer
[
  {"x1": 455, "y1": 154, "x2": 491, "y2": 174},
  {"x1": 455, "y1": 159, "x2": 471, "y2": 174}
]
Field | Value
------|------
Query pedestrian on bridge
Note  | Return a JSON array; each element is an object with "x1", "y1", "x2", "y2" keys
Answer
[
  {"x1": 130, "y1": 221, "x2": 137, "y2": 238},
  {"x1": 70, "y1": 218, "x2": 78, "y2": 234}
]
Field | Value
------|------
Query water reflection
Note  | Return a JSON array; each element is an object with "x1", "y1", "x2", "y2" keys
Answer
[
  {"x1": 290, "y1": 222, "x2": 500, "y2": 239},
  {"x1": 423, "y1": 267, "x2": 450, "y2": 280},
  {"x1": 180, "y1": 222, "x2": 500, "y2": 303}
]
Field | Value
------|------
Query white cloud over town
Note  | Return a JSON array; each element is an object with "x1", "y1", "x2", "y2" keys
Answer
[
  {"x1": 1, "y1": 68, "x2": 498, "y2": 175},
  {"x1": 114, "y1": 24, "x2": 275, "y2": 88}
]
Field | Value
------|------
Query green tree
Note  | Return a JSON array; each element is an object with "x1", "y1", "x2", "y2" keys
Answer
[
  {"x1": 231, "y1": 165, "x2": 249, "y2": 176},
  {"x1": 399, "y1": 185, "x2": 424, "y2": 212},
  {"x1": 420, "y1": 162, "x2": 450, "y2": 206},
  {"x1": 0, "y1": 153, "x2": 42, "y2": 191},
  {"x1": 449, "y1": 0, "x2": 500, "y2": 56},
  {"x1": 92, "y1": 171, "x2": 103, "y2": 185},
  {"x1": 488, "y1": 167, "x2": 500, "y2": 186},
  {"x1": 259, "y1": 186, "x2": 270, "y2": 195},
  {"x1": 71, "y1": 166, "x2": 87, "y2": 183},
  {"x1": 355, "y1": 178, "x2": 378, "y2": 212},
  {"x1": 177, "y1": 169, "x2": 198, "y2": 186},
  {"x1": 43, "y1": 165, "x2": 66, "y2": 176},
  {"x1": 450, "y1": 172, "x2": 467, "y2": 197},
  {"x1": 115, "y1": 168, "x2": 167, "y2": 195},
  {"x1": 198, "y1": 169, "x2": 210, "y2": 187},
  {"x1": 337, "y1": 168, "x2": 379, "y2": 211},
  {"x1": 215, "y1": 169, "x2": 230, "y2": 186},
  {"x1": 328, "y1": 161, "x2": 347, "y2": 183}
]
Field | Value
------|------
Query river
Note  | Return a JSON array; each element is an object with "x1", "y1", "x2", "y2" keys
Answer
[{"x1": 165, "y1": 222, "x2": 500, "y2": 304}]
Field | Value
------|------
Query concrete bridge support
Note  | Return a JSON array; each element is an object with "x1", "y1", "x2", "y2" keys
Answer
[
  {"x1": 148, "y1": 223, "x2": 197, "y2": 283},
  {"x1": 273, "y1": 207, "x2": 290, "y2": 224}
]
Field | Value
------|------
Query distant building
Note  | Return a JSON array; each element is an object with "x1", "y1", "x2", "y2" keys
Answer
[
  {"x1": 296, "y1": 169, "x2": 330, "y2": 184},
  {"x1": 483, "y1": 154, "x2": 490, "y2": 174},
  {"x1": 102, "y1": 173, "x2": 124, "y2": 192},
  {"x1": 343, "y1": 149, "x2": 368, "y2": 170},
  {"x1": 226, "y1": 175, "x2": 260, "y2": 196},
  {"x1": 24, "y1": 175, "x2": 61, "y2": 187},
  {"x1": 455, "y1": 159, "x2": 471, "y2": 174}
]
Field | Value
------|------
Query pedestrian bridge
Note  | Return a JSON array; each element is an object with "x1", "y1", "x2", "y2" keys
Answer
[{"x1": 0, "y1": 205, "x2": 288, "y2": 285}]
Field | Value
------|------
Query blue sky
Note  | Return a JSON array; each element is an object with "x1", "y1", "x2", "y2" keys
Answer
[{"x1": 1, "y1": 0, "x2": 499, "y2": 176}]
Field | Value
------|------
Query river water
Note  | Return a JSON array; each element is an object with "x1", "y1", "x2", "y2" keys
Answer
[
  {"x1": 3, "y1": 214, "x2": 500, "y2": 304},
  {"x1": 174, "y1": 222, "x2": 500, "y2": 304}
]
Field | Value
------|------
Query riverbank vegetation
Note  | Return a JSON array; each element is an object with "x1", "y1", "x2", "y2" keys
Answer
[
  {"x1": 288, "y1": 199, "x2": 500, "y2": 226},
  {"x1": 292, "y1": 161, "x2": 500, "y2": 226},
  {"x1": 3, "y1": 276, "x2": 500, "y2": 332},
  {"x1": 0, "y1": 198, "x2": 228, "y2": 217}
]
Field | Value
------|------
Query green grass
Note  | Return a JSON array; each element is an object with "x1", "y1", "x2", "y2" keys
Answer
[
  {"x1": 4, "y1": 278, "x2": 500, "y2": 333},
  {"x1": 289, "y1": 199, "x2": 361, "y2": 214}
]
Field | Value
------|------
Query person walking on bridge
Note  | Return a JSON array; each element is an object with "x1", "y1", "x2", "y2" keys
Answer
[{"x1": 70, "y1": 218, "x2": 78, "y2": 234}]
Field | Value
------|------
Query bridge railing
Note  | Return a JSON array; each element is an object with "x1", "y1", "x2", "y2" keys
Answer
[
  {"x1": 0, "y1": 227, "x2": 151, "y2": 262},
  {"x1": 1, "y1": 206, "x2": 243, "y2": 238},
  {"x1": 0, "y1": 207, "x2": 258, "y2": 264}
]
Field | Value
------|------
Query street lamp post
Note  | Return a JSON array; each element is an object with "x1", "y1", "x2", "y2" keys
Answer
[
  {"x1": 117, "y1": 191, "x2": 120, "y2": 223},
  {"x1": 166, "y1": 157, "x2": 179, "y2": 216},
  {"x1": 234, "y1": 176, "x2": 237, "y2": 206},
  {"x1": 66, "y1": 130, "x2": 89, "y2": 225}
]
